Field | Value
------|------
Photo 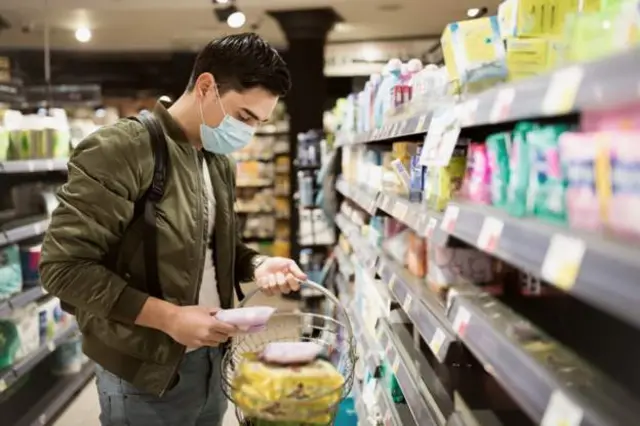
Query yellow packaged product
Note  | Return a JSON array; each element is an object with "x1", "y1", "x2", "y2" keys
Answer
[
  {"x1": 433, "y1": 147, "x2": 467, "y2": 211},
  {"x1": 232, "y1": 352, "x2": 345, "y2": 424},
  {"x1": 441, "y1": 16, "x2": 507, "y2": 94}
]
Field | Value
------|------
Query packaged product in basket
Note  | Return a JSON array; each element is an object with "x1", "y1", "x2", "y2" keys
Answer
[
  {"x1": 233, "y1": 352, "x2": 345, "y2": 424},
  {"x1": 215, "y1": 307, "x2": 276, "y2": 332},
  {"x1": 526, "y1": 124, "x2": 570, "y2": 223},
  {"x1": 559, "y1": 132, "x2": 602, "y2": 231},
  {"x1": 486, "y1": 132, "x2": 512, "y2": 208},
  {"x1": 261, "y1": 342, "x2": 324, "y2": 365}
]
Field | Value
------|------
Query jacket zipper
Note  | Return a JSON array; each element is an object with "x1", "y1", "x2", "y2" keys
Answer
[{"x1": 160, "y1": 148, "x2": 206, "y2": 397}]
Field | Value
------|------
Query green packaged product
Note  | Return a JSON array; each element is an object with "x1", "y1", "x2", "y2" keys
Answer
[
  {"x1": 506, "y1": 122, "x2": 536, "y2": 217},
  {"x1": 486, "y1": 132, "x2": 512, "y2": 208},
  {"x1": 526, "y1": 124, "x2": 570, "y2": 223}
]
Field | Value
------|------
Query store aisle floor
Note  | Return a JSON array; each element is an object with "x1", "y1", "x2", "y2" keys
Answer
[{"x1": 54, "y1": 288, "x2": 300, "y2": 426}]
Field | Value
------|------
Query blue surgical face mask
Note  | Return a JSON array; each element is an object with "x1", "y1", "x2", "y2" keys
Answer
[{"x1": 199, "y1": 87, "x2": 256, "y2": 154}]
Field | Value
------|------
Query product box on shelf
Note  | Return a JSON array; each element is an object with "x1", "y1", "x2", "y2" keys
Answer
[
  {"x1": 19, "y1": 243, "x2": 42, "y2": 287},
  {"x1": 0, "y1": 244, "x2": 23, "y2": 300},
  {"x1": 9, "y1": 303, "x2": 41, "y2": 362},
  {"x1": 505, "y1": 37, "x2": 563, "y2": 80},
  {"x1": 441, "y1": 16, "x2": 508, "y2": 93}
]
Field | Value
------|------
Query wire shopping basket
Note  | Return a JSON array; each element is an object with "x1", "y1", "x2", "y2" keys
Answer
[{"x1": 220, "y1": 280, "x2": 356, "y2": 426}]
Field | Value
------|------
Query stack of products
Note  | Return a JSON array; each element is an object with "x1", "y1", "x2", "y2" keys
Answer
[
  {"x1": 0, "y1": 109, "x2": 71, "y2": 161},
  {"x1": 0, "y1": 297, "x2": 74, "y2": 370}
]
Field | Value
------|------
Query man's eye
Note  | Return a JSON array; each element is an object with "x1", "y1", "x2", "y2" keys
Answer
[{"x1": 239, "y1": 115, "x2": 251, "y2": 123}]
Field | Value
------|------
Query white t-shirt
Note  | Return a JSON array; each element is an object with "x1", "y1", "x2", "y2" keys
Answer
[{"x1": 187, "y1": 161, "x2": 219, "y2": 352}]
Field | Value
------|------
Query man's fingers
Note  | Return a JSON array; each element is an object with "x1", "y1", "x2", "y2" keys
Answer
[
  {"x1": 285, "y1": 273, "x2": 301, "y2": 291},
  {"x1": 287, "y1": 260, "x2": 307, "y2": 280},
  {"x1": 258, "y1": 276, "x2": 273, "y2": 296},
  {"x1": 210, "y1": 319, "x2": 237, "y2": 335},
  {"x1": 275, "y1": 272, "x2": 290, "y2": 294}
]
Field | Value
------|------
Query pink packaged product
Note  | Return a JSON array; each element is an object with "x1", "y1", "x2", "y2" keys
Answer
[
  {"x1": 581, "y1": 102, "x2": 640, "y2": 132},
  {"x1": 215, "y1": 307, "x2": 276, "y2": 332},
  {"x1": 260, "y1": 342, "x2": 323, "y2": 365},
  {"x1": 606, "y1": 131, "x2": 640, "y2": 239},
  {"x1": 463, "y1": 143, "x2": 491, "y2": 204},
  {"x1": 559, "y1": 132, "x2": 602, "y2": 232}
]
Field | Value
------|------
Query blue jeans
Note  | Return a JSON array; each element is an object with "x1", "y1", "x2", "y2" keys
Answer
[{"x1": 95, "y1": 347, "x2": 228, "y2": 426}]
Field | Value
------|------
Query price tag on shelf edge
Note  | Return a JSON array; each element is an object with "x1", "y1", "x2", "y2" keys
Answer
[
  {"x1": 420, "y1": 107, "x2": 461, "y2": 167},
  {"x1": 392, "y1": 201, "x2": 409, "y2": 222},
  {"x1": 425, "y1": 217, "x2": 438, "y2": 238},
  {"x1": 402, "y1": 293, "x2": 413, "y2": 312},
  {"x1": 0, "y1": 379, "x2": 6, "y2": 392},
  {"x1": 452, "y1": 306, "x2": 471, "y2": 337},
  {"x1": 47, "y1": 341, "x2": 56, "y2": 352},
  {"x1": 477, "y1": 216, "x2": 504, "y2": 252},
  {"x1": 541, "y1": 234, "x2": 586, "y2": 291},
  {"x1": 489, "y1": 87, "x2": 516, "y2": 123},
  {"x1": 429, "y1": 328, "x2": 447, "y2": 356},
  {"x1": 542, "y1": 66, "x2": 584, "y2": 116},
  {"x1": 458, "y1": 98, "x2": 479, "y2": 126},
  {"x1": 415, "y1": 114, "x2": 428, "y2": 133},
  {"x1": 391, "y1": 356, "x2": 400, "y2": 374},
  {"x1": 440, "y1": 205, "x2": 460, "y2": 233},
  {"x1": 540, "y1": 390, "x2": 584, "y2": 426}
]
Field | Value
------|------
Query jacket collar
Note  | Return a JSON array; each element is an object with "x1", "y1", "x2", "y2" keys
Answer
[{"x1": 153, "y1": 100, "x2": 190, "y2": 145}]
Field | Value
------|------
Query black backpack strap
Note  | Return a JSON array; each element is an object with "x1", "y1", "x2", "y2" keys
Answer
[{"x1": 130, "y1": 111, "x2": 168, "y2": 300}]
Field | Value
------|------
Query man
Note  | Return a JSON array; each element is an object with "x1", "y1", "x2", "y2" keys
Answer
[{"x1": 39, "y1": 33, "x2": 304, "y2": 426}]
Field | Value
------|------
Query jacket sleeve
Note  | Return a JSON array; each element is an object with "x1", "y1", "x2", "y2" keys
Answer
[
  {"x1": 39, "y1": 119, "x2": 153, "y2": 324},
  {"x1": 227, "y1": 157, "x2": 260, "y2": 283}
]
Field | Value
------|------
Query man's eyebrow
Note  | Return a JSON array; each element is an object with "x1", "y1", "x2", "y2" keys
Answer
[{"x1": 241, "y1": 107, "x2": 268, "y2": 123}]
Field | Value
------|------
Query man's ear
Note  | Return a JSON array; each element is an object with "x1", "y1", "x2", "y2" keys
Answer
[{"x1": 195, "y1": 72, "x2": 215, "y2": 98}]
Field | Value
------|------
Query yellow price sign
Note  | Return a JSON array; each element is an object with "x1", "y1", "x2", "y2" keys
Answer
[{"x1": 541, "y1": 234, "x2": 586, "y2": 291}]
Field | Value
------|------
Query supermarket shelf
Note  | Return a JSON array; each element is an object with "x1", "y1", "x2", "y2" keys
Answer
[
  {"x1": 447, "y1": 283, "x2": 640, "y2": 426},
  {"x1": 351, "y1": 380, "x2": 373, "y2": 426},
  {"x1": 336, "y1": 47, "x2": 640, "y2": 146},
  {"x1": 444, "y1": 200, "x2": 640, "y2": 330},
  {"x1": 378, "y1": 320, "x2": 448, "y2": 426},
  {"x1": 375, "y1": 379, "x2": 418, "y2": 426},
  {"x1": 348, "y1": 304, "x2": 381, "y2": 375},
  {"x1": 336, "y1": 179, "x2": 378, "y2": 215},
  {"x1": 377, "y1": 254, "x2": 456, "y2": 363},
  {"x1": 0, "y1": 286, "x2": 46, "y2": 317},
  {"x1": 0, "y1": 217, "x2": 50, "y2": 246},
  {"x1": 16, "y1": 361, "x2": 95, "y2": 426},
  {"x1": 335, "y1": 273, "x2": 350, "y2": 305},
  {"x1": 0, "y1": 323, "x2": 79, "y2": 393},
  {"x1": 0, "y1": 158, "x2": 68, "y2": 174}
]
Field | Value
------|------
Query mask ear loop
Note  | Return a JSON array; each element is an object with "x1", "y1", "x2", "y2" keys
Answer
[{"x1": 213, "y1": 84, "x2": 228, "y2": 117}]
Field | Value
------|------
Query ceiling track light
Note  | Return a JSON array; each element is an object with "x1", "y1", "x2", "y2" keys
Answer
[
  {"x1": 213, "y1": 5, "x2": 246, "y2": 29},
  {"x1": 467, "y1": 7, "x2": 488, "y2": 18}
]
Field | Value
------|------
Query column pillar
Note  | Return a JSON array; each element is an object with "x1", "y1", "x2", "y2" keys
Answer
[{"x1": 268, "y1": 8, "x2": 340, "y2": 263}]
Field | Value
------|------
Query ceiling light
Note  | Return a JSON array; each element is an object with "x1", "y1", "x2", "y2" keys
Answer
[
  {"x1": 227, "y1": 11, "x2": 246, "y2": 28},
  {"x1": 361, "y1": 46, "x2": 381, "y2": 63},
  {"x1": 213, "y1": 0, "x2": 230, "y2": 3},
  {"x1": 467, "y1": 8, "x2": 481, "y2": 17},
  {"x1": 75, "y1": 27, "x2": 92, "y2": 43},
  {"x1": 334, "y1": 23, "x2": 353, "y2": 33}
]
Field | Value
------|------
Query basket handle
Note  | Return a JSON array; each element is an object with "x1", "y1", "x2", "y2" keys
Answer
[{"x1": 237, "y1": 279, "x2": 354, "y2": 341}]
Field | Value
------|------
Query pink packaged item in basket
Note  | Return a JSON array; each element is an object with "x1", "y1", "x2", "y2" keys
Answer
[
  {"x1": 606, "y1": 131, "x2": 640, "y2": 239},
  {"x1": 559, "y1": 132, "x2": 602, "y2": 231},
  {"x1": 215, "y1": 307, "x2": 276, "y2": 332},
  {"x1": 260, "y1": 342, "x2": 323, "y2": 365}
]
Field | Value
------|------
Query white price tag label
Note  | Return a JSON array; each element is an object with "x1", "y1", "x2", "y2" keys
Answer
[
  {"x1": 47, "y1": 341, "x2": 56, "y2": 352},
  {"x1": 429, "y1": 328, "x2": 446, "y2": 356},
  {"x1": 542, "y1": 66, "x2": 584, "y2": 116},
  {"x1": 541, "y1": 390, "x2": 584, "y2": 426},
  {"x1": 402, "y1": 293, "x2": 413, "y2": 312},
  {"x1": 458, "y1": 98, "x2": 479, "y2": 126},
  {"x1": 477, "y1": 216, "x2": 504, "y2": 252},
  {"x1": 452, "y1": 306, "x2": 471, "y2": 337},
  {"x1": 415, "y1": 114, "x2": 427, "y2": 133},
  {"x1": 490, "y1": 88, "x2": 516, "y2": 123},
  {"x1": 388, "y1": 275, "x2": 397, "y2": 292},
  {"x1": 46, "y1": 160, "x2": 54, "y2": 171},
  {"x1": 28, "y1": 161, "x2": 35, "y2": 172},
  {"x1": 391, "y1": 356, "x2": 400, "y2": 374},
  {"x1": 425, "y1": 217, "x2": 438, "y2": 238},
  {"x1": 541, "y1": 234, "x2": 586, "y2": 291},
  {"x1": 33, "y1": 222, "x2": 42, "y2": 234},
  {"x1": 392, "y1": 202, "x2": 409, "y2": 221},
  {"x1": 440, "y1": 205, "x2": 460, "y2": 233},
  {"x1": 0, "y1": 379, "x2": 7, "y2": 392},
  {"x1": 377, "y1": 262, "x2": 385, "y2": 277},
  {"x1": 420, "y1": 108, "x2": 461, "y2": 167}
]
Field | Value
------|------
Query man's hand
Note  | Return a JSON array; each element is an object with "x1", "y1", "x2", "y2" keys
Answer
[
  {"x1": 255, "y1": 257, "x2": 307, "y2": 296},
  {"x1": 136, "y1": 300, "x2": 237, "y2": 348}
]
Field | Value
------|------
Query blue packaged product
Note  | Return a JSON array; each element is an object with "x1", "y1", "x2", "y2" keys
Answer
[{"x1": 0, "y1": 244, "x2": 22, "y2": 300}]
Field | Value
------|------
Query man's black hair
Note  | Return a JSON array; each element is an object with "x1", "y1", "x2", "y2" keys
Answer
[{"x1": 186, "y1": 33, "x2": 290, "y2": 97}]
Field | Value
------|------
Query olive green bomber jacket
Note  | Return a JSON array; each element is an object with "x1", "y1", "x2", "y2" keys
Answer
[{"x1": 39, "y1": 102, "x2": 259, "y2": 396}]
